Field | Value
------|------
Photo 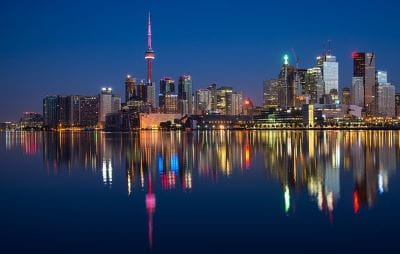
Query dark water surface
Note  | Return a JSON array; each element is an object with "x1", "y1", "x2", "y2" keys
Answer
[{"x1": 1, "y1": 130, "x2": 400, "y2": 253}]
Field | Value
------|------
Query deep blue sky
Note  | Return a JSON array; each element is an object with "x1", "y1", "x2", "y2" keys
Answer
[{"x1": 1, "y1": 0, "x2": 400, "y2": 121}]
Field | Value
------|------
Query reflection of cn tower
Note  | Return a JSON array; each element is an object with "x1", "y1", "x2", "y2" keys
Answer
[{"x1": 145, "y1": 169, "x2": 156, "y2": 249}]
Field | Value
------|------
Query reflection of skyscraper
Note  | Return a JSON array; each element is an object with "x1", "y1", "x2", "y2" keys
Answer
[{"x1": 102, "y1": 160, "x2": 113, "y2": 187}]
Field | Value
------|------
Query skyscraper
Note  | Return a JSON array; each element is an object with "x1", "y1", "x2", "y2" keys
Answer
[
  {"x1": 79, "y1": 96, "x2": 99, "y2": 127},
  {"x1": 351, "y1": 77, "x2": 364, "y2": 108},
  {"x1": 317, "y1": 54, "x2": 339, "y2": 96},
  {"x1": 163, "y1": 94, "x2": 178, "y2": 114},
  {"x1": 207, "y1": 83, "x2": 218, "y2": 112},
  {"x1": 99, "y1": 88, "x2": 120, "y2": 128},
  {"x1": 125, "y1": 75, "x2": 137, "y2": 103},
  {"x1": 216, "y1": 86, "x2": 233, "y2": 115},
  {"x1": 230, "y1": 92, "x2": 243, "y2": 115},
  {"x1": 43, "y1": 95, "x2": 59, "y2": 127},
  {"x1": 304, "y1": 67, "x2": 324, "y2": 104},
  {"x1": 178, "y1": 75, "x2": 193, "y2": 115},
  {"x1": 395, "y1": 93, "x2": 400, "y2": 117},
  {"x1": 263, "y1": 79, "x2": 280, "y2": 109},
  {"x1": 376, "y1": 84, "x2": 395, "y2": 117},
  {"x1": 376, "y1": 71, "x2": 388, "y2": 84},
  {"x1": 353, "y1": 52, "x2": 376, "y2": 114},
  {"x1": 195, "y1": 89, "x2": 212, "y2": 115},
  {"x1": 159, "y1": 77, "x2": 175, "y2": 111},
  {"x1": 376, "y1": 71, "x2": 395, "y2": 117},
  {"x1": 278, "y1": 55, "x2": 296, "y2": 108},
  {"x1": 341, "y1": 87, "x2": 351, "y2": 105}
]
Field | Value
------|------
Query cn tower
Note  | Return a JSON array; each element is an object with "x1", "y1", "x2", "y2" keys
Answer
[{"x1": 145, "y1": 12, "x2": 155, "y2": 84}]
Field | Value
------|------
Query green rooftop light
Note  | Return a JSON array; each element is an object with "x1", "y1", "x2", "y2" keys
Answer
[{"x1": 283, "y1": 54, "x2": 289, "y2": 65}]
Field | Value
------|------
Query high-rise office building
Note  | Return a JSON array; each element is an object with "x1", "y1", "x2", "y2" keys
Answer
[
  {"x1": 69, "y1": 95, "x2": 81, "y2": 126},
  {"x1": 263, "y1": 79, "x2": 280, "y2": 109},
  {"x1": 43, "y1": 95, "x2": 99, "y2": 128},
  {"x1": 159, "y1": 77, "x2": 175, "y2": 95},
  {"x1": 178, "y1": 75, "x2": 193, "y2": 115},
  {"x1": 376, "y1": 84, "x2": 395, "y2": 117},
  {"x1": 112, "y1": 95, "x2": 121, "y2": 113},
  {"x1": 99, "y1": 88, "x2": 120, "y2": 128},
  {"x1": 216, "y1": 86, "x2": 233, "y2": 115},
  {"x1": 341, "y1": 87, "x2": 351, "y2": 105},
  {"x1": 317, "y1": 54, "x2": 339, "y2": 95},
  {"x1": 353, "y1": 52, "x2": 376, "y2": 114},
  {"x1": 304, "y1": 67, "x2": 324, "y2": 104},
  {"x1": 163, "y1": 94, "x2": 178, "y2": 114},
  {"x1": 230, "y1": 92, "x2": 243, "y2": 115},
  {"x1": 159, "y1": 77, "x2": 175, "y2": 111},
  {"x1": 376, "y1": 71, "x2": 388, "y2": 84},
  {"x1": 395, "y1": 93, "x2": 400, "y2": 117},
  {"x1": 125, "y1": 75, "x2": 137, "y2": 103},
  {"x1": 79, "y1": 96, "x2": 99, "y2": 127},
  {"x1": 207, "y1": 84, "x2": 218, "y2": 112},
  {"x1": 278, "y1": 55, "x2": 296, "y2": 108},
  {"x1": 351, "y1": 77, "x2": 364, "y2": 108},
  {"x1": 195, "y1": 89, "x2": 212, "y2": 115},
  {"x1": 43, "y1": 95, "x2": 59, "y2": 127},
  {"x1": 99, "y1": 88, "x2": 113, "y2": 125},
  {"x1": 146, "y1": 82, "x2": 156, "y2": 109}
]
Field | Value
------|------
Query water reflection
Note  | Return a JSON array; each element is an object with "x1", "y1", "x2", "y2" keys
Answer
[{"x1": 4, "y1": 130, "x2": 400, "y2": 249}]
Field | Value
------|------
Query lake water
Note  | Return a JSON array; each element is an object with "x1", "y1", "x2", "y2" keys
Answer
[{"x1": 1, "y1": 130, "x2": 400, "y2": 253}]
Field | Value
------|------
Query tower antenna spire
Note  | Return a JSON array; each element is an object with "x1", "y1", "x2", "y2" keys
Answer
[{"x1": 147, "y1": 11, "x2": 152, "y2": 50}]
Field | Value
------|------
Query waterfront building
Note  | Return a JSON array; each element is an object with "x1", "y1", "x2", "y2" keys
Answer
[
  {"x1": 317, "y1": 54, "x2": 339, "y2": 95},
  {"x1": 278, "y1": 55, "x2": 297, "y2": 108},
  {"x1": 178, "y1": 75, "x2": 193, "y2": 115},
  {"x1": 353, "y1": 52, "x2": 376, "y2": 114},
  {"x1": 99, "y1": 88, "x2": 120, "y2": 128},
  {"x1": 43, "y1": 95, "x2": 59, "y2": 127},
  {"x1": 195, "y1": 89, "x2": 212, "y2": 115},
  {"x1": 159, "y1": 77, "x2": 175, "y2": 111},
  {"x1": 163, "y1": 94, "x2": 179, "y2": 114},
  {"x1": 230, "y1": 92, "x2": 243, "y2": 115},
  {"x1": 341, "y1": 87, "x2": 351, "y2": 105},
  {"x1": 302, "y1": 104, "x2": 314, "y2": 127},
  {"x1": 263, "y1": 79, "x2": 280, "y2": 109},
  {"x1": 19, "y1": 112, "x2": 43, "y2": 129},
  {"x1": 216, "y1": 86, "x2": 233, "y2": 115},
  {"x1": 79, "y1": 96, "x2": 99, "y2": 127},
  {"x1": 395, "y1": 93, "x2": 400, "y2": 117},
  {"x1": 376, "y1": 71, "x2": 388, "y2": 84},
  {"x1": 376, "y1": 83, "x2": 396, "y2": 117},
  {"x1": 139, "y1": 113, "x2": 182, "y2": 129},
  {"x1": 125, "y1": 75, "x2": 137, "y2": 103},
  {"x1": 351, "y1": 77, "x2": 364, "y2": 108},
  {"x1": 207, "y1": 84, "x2": 218, "y2": 112},
  {"x1": 304, "y1": 67, "x2": 324, "y2": 104}
]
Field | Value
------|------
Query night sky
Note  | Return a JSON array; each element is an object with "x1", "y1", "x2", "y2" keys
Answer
[{"x1": 1, "y1": 0, "x2": 400, "y2": 121}]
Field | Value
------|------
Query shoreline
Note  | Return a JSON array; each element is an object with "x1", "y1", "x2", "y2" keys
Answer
[{"x1": 3, "y1": 127, "x2": 400, "y2": 132}]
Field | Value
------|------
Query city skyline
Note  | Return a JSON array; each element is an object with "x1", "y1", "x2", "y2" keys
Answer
[{"x1": 1, "y1": 0, "x2": 400, "y2": 121}]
